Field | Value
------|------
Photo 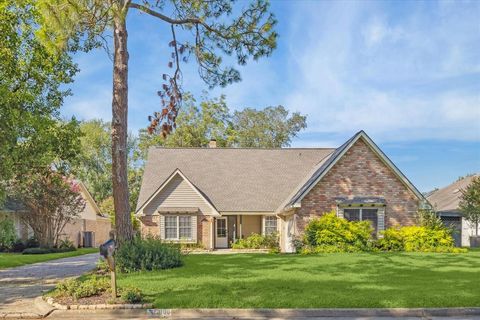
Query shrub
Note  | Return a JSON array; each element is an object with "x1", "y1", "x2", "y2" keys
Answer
[
  {"x1": 22, "y1": 247, "x2": 76, "y2": 254},
  {"x1": 54, "y1": 276, "x2": 110, "y2": 300},
  {"x1": 115, "y1": 235, "x2": 183, "y2": 273},
  {"x1": 25, "y1": 237, "x2": 39, "y2": 248},
  {"x1": 304, "y1": 212, "x2": 373, "y2": 251},
  {"x1": 0, "y1": 218, "x2": 17, "y2": 251},
  {"x1": 377, "y1": 226, "x2": 457, "y2": 252},
  {"x1": 301, "y1": 244, "x2": 370, "y2": 254},
  {"x1": 10, "y1": 240, "x2": 26, "y2": 253},
  {"x1": 231, "y1": 232, "x2": 279, "y2": 251},
  {"x1": 120, "y1": 286, "x2": 143, "y2": 303},
  {"x1": 23, "y1": 247, "x2": 53, "y2": 254},
  {"x1": 416, "y1": 209, "x2": 445, "y2": 230},
  {"x1": 96, "y1": 258, "x2": 110, "y2": 275},
  {"x1": 58, "y1": 238, "x2": 75, "y2": 250}
]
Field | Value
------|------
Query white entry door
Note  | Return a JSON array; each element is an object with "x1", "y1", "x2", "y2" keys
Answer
[
  {"x1": 284, "y1": 216, "x2": 295, "y2": 253},
  {"x1": 215, "y1": 218, "x2": 228, "y2": 248}
]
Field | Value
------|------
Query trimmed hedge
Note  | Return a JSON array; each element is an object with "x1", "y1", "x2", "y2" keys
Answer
[{"x1": 22, "y1": 247, "x2": 76, "y2": 254}]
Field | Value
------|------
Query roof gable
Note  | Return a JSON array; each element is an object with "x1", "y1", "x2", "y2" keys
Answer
[
  {"x1": 78, "y1": 181, "x2": 102, "y2": 217},
  {"x1": 136, "y1": 169, "x2": 220, "y2": 216},
  {"x1": 284, "y1": 131, "x2": 425, "y2": 209}
]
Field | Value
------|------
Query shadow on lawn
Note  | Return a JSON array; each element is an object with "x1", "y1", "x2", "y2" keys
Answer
[{"x1": 125, "y1": 253, "x2": 480, "y2": 308}]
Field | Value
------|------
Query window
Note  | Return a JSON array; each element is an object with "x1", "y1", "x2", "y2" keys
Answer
[
  {"x1": 165, "y1": 216, "x2": 178, "y2": 240},
  {"x1": 344, "y1": 208, "x2": 378, "y2": 231},
  {"x1": 264, "y1": 216, "x2": 277, "y2": 235},
  {"x1": 217, "y1": 218, "x2": 226, "y2": 237},
  {"x1": 362, "y1": 209, "x2": 378, "y2": 232},
  {"x1": 164, "y1": 215, "x2": 192, "y2": 240},
  {"x1": 343, "y1": 209, "x2": 360, "y2": 221},
  {"x1": 179, "y1": 216, "x2": 192, "y2": 239}
]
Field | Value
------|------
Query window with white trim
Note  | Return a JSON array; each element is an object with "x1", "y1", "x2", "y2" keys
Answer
[
  {"x1": 179, "y1": 216, "x2": 192, "y2": 239},
  {"x1": 344, "y1": 208, "x2": 378, "y2": 232},
  {"x1": 264, "y1": 216, "x2": 277, "y2": 235},
  {"x1": 165, "y1": 216, "x2": 192, "y2": 240}
]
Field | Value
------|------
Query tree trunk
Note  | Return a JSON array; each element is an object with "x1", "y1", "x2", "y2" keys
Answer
[{"x1": 112, "y1": 8, "x2": 133, "y2": 244}]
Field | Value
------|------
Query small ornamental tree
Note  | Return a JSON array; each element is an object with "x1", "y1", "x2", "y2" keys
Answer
[
  {"x1": 459, "y1": 176, "x2": 480, "y2": 237},
  {"x1": 9, "y1": 169, "x2": 86, "y2": 248}
]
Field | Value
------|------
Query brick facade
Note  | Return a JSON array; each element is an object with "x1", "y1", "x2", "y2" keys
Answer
[
  {"x1": 85, "y1": 218, "x2": 112, "y2": 247},
  {"x1": 140, "y1": 214, "x2": 212, "y2": 249},
  {"x1": 199, "y1": 216, "x2": 213, "y2": 249},
  {"x1": 296, "y1": 139, "x2": 420, "y2": 232},
  {"x1": 139, "y1": 214, "x2": 161, "y2": 237},
  {"x1": 60, "y1": 217, "x2": 112, "y2": 248}
]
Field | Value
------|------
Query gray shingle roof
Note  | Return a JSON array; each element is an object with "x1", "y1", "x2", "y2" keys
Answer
[
  {"x1": 427, "y1": 174, "x2": 479, "y2": 213},
  {"x1": 136, "y1": 147, "x2": 335, "y2": 213}
]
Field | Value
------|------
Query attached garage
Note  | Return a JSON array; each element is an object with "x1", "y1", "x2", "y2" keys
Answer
[{"x1": 439, "y1": 215, "x2": 462, "y2": 247}]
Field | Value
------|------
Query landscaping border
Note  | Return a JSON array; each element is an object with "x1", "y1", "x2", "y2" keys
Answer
[{"x1": 43, "y1": 296, "x2": 152, "y2": 311}]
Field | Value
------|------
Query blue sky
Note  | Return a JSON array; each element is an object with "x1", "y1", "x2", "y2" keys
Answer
[{"x1": 61, "y1": 0, "x2": 480, "y2": 192}]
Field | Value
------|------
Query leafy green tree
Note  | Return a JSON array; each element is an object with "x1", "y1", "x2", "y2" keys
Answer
[
  {"x1": 138, "y1": 94, "x2": 235, "y2": 157},
  {"x1": 460, "y1": 176, "x2": 480, "y2": 236},
  {"x1": 75, "y1": 120, "x2": 112, "y2": 203},
  {"x1": 73, "y1": 119, "x2": 142, "y2": 211},
  {"x1": 0, "y1": 0, "x2": 80, "y2": 200},
  {"x1": 232, "y1": 106, "x2": 307, "y2": 148},
  {"x1": 99, "y1": 196, "x2": 139, "y2": 231},
  {"x1": 0, "y1": 218, "x2": 17, "y2": 251},
  {"x1": 39, "y1": 0, "x2": 277, "y2": 243}
]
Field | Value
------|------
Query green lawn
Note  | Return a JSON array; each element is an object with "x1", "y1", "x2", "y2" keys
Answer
[
  {"x1": 118, "y1": 252, "x2": 480, "y2": 308},
  {"x1": 0, "y1": 248, "x2": 98, "y2": 269}
]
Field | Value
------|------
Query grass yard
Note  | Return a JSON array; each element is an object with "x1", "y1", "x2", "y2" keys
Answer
[
  {"x1": 118, "y1": 252, "x2": 480, "y2": 308},
  {"x1": 0, "y1": 248, "x2": 98, "y2": 269}
]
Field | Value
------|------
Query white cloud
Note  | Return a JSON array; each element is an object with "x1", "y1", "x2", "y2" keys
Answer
[
  {"x1": 63, "y1": 87, "x2": 112, "y2": 122},
  {"x1": 361, "y1": 16, "x2": 404, "y2": 47},
  {"x1": 282, "y1": 1, "x2": 480, "y2": 143}
]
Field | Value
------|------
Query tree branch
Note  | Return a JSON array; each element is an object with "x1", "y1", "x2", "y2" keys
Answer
[{"x1": 128, "y1": 2, "x2": 221, "y2": 36}]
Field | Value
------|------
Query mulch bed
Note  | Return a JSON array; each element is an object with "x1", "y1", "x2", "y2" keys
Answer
[{"x1": 53, "y1": 292, "x2": 117, "y2": 305}]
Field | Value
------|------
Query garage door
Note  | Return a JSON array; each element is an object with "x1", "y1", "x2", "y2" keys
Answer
[{"x1": 440, "y1": 216, "x2": 462, "y2": 247}]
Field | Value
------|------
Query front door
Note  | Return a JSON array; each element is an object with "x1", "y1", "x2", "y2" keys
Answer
[
  {"x1": 215, "y1": 218, "x2": 228, "y2": 248},
  {"x1": 284, "y1": 216, "x2": 295, "y2": 253}
]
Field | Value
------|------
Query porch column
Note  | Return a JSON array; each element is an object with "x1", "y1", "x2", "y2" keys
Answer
[{"x1": 239, "y1": 215, "x2": 243, "y2": 239}]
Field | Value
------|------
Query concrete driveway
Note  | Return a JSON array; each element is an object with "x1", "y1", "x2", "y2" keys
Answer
[{"x1": 0, "y1": 253, "x2": 99, "y2": 316}]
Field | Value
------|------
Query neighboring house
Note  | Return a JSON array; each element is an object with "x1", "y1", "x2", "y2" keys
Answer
[
  {"x1": 0, "y1": 182, "x2": 112, "y2": 248},
  {"x1": 427, "y1": 174, "x2": 480, "y2": 247},
  {"x1": 136, "y1": 131, "x2": 427, "y2": 253}
]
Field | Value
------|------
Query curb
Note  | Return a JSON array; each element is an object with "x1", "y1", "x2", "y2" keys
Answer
[
  {"x1": 44, "y1": 297, "x2": 152, "y2": 311},
  {"x1": 165, "y1": 307, "x2": 480, "y2": 318},
  {"x1": 0, "y1": 297, "x2": 55, "y2": 319},
  {"x1": 44, "y1": 307, "x2": 480, "y2": 318}
]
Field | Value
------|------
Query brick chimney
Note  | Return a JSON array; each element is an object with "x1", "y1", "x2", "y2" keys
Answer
[{"x1": 208, "y1": 139, "x2": 217, "y2": 148}]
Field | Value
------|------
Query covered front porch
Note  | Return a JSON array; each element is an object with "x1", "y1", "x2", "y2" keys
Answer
[{"x1": 213, "y1": 214, "x2": 277, "y2": 249}]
